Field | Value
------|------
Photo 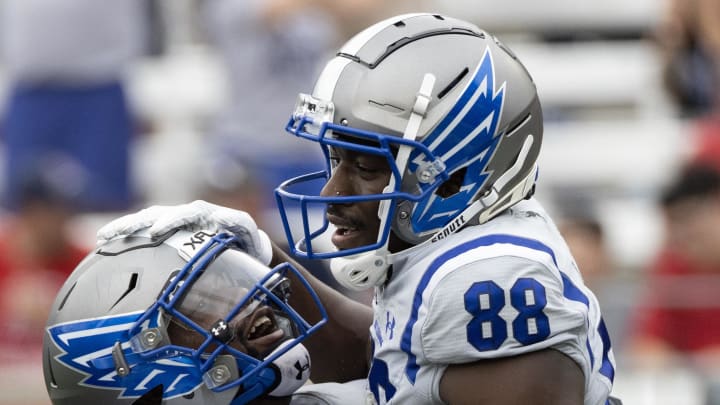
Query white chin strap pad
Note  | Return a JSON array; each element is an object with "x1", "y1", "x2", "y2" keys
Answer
[
  {"x1": 330, "y1": 252, "x2": 390, "y2": 291},
  {"x1": 267, "y1": 341, "x2": 311, "y2": 397}
]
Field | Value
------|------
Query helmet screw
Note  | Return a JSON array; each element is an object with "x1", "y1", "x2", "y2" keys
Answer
[
  {"x1": 340, "y1": 118, "x2": 349, "y2": 126},
  {"x1": 210, "y1": 365, "x2": 231, "y2": 384},
  {"x1": 142, "y1": 329, "x2": 160, "y2": 348},
  {"x1": 399, "y1": 211, "x2": 409, "y2": 220},
  {"x1": 374, "y1": 259, "x2": 384, "y2": 267},
  {"x1": 419, "y1": 170, "x2": 432, "y2": 182}
]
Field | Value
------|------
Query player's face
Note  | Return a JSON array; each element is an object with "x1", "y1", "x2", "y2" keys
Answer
[
  {"x1": 320, "y1": 146, "x2": 391, "y2": 251},
  {"x1": 169, "y1": 287, "x2": 286, "y2": 358}
]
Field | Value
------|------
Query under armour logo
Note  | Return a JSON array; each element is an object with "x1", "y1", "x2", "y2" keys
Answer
[
  {"x1": 385, "y1": 312, "x2": 396, "y2": 340},
  {"x1": 293, "y1": 355, "x2": 310, "y2": 380},
  {"x1": 210, "y1": 320, "x2": 234, "y2": 343},
  {"x1": 211, "y1": 321, "x2": 227, "y2": 336}
]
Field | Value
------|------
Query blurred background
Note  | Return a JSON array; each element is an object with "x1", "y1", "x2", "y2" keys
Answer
[{"x1": 0, "y1": 0, "x2": 719, "y2": 403}]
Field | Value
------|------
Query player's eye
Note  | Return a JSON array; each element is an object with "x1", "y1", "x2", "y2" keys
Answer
[{"x1": 356, "y1": 162, "x2": 379, "y2": 174}]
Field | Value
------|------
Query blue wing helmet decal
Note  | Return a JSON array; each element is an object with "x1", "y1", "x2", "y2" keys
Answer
[
  {"x1": 409, "y1": 45, "x2": 506, "y2": 232},
  {"x1": 47, "y1": 311, "x2": 203, "y2": 399}
]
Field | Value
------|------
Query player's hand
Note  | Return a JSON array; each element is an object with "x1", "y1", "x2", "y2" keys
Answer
[{"x1": 96, "y1": 200, "x2": 273, "y2": 265}]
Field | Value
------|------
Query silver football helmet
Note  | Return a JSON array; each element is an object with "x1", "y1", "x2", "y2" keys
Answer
[
  {"x1": 275, "y1": 13, "x2": 543, "y2": 290},
  {"x1": 43, "y1": 229, "x2": 326, "y2": 404}
]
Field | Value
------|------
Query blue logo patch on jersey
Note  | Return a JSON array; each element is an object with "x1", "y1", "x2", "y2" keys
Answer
[
  {"x1": 47, "y1": 312, "x2": 203, "y2": 400},
  {"x1": 385, "y1": 311, "x2": 396, "y2": 340},
  {"x1": 409, "y1": 46, "x2": 506, "y2": 233},
  {"x1": 373, "y1": 319, "x2": 384, "y2": 347}
]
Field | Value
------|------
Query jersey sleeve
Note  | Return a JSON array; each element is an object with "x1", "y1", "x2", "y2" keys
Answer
[{"x1": 420, "y1": 255, "x2": 588, "y2": 364}]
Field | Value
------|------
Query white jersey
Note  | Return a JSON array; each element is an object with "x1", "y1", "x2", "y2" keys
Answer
[
  {"x1": 366, "y1": 198, "x2": 615, "y2": 404},
  {"x1": 291, "y1": 380, "x2": 370, "y2": 405}
]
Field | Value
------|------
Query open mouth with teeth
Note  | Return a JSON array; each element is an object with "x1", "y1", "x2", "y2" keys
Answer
[
  {"x1": 240, "y1": 306, "x2": 285, "y2": 356},
  {"x1": 335, "y1": 225, "x2": 358, "y2": 236},
  {"x1": 328, "y1": 214, "x2": 365, "y2": 250}
]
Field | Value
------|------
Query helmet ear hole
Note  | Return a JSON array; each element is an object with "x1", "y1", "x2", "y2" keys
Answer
[{"x1": 435, "y1": 168, "x2": 466, "y2": 198}]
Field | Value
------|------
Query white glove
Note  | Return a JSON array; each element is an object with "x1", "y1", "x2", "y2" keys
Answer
[{"x1": 96, "y1": 200, "x2": 273, "y2": 265}]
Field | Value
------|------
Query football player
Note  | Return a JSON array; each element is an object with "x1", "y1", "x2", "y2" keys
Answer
[
  {"x1": 43, "y1": 229, "x2": 333, "y2": 404},
  {"x1": 98, "y1": 13, "x2": 621, "y2": 404}
]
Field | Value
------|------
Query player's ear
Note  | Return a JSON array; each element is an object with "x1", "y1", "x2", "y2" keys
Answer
[{"x1": 436, "y1": 168, "x2": 466, "y2": 198}]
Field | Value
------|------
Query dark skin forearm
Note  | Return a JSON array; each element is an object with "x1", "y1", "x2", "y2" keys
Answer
[
  {"x1": 271, "y1": 244, "x2": 373, "y2": 383},
  {"x1": 439, "y1": 348, "x2": 585, "y2": 404}
]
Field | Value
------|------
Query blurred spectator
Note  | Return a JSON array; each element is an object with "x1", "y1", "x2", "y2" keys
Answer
[
  {"x1": 198, "y1": 0, "x2": 335, "y2": 199},
  {"x1": 553, "y1": 192, "x2": 632, "y2": 349},
  {"x1": 656, "y1": 0, "x2": 720, "y2": 117},
  {"x1": 198, "y1": 0, "x2": 415, "y2": 203},
  {"x1": 551, "y1": 191, "x2": 614, "y2": 288},
  {"x1": 693, "y1": 115, "x2": 720, "y2": 171},
  {"x1": 0, "y1": 0, "x2": 148, "y2": 212},
  {"x1": 0, "y1": 155, "x2": 89, "y2": 358},
  {"x1": 629, "y1": 164, "x2": 720, "y2": 370},
  {"x1": 559, "y1": 215, "x2": 611, "y2": 287}
]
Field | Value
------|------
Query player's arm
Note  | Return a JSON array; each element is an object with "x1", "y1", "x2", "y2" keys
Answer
[
  {"x1": 439, "y1": 348, "x2": 584, "y2": 404},
  {"x1": 272, "y1": 245, "x2": 373, "y2": 383}
]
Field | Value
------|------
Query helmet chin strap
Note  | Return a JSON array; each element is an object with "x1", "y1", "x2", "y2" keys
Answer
[
  {"x1": 228, "y1": 341, "x2": 311, "y2": 404},
  {"x1": 266, "y1": 341, "x2": 311, "y2": 397},
  {"x1": 331, "y1": 73, "x2": 436, "y2": 291},
  {"x1": 476, "y1": 134, "x2": 535, "y2": 224},
  {"x1": 428, "y1": 134, "x2": 536, "y2": 239}
]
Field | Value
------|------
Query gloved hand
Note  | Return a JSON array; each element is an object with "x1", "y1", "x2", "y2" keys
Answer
[{"x1": 96, "y1": 200, "x2": 273, "y2": 265}]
